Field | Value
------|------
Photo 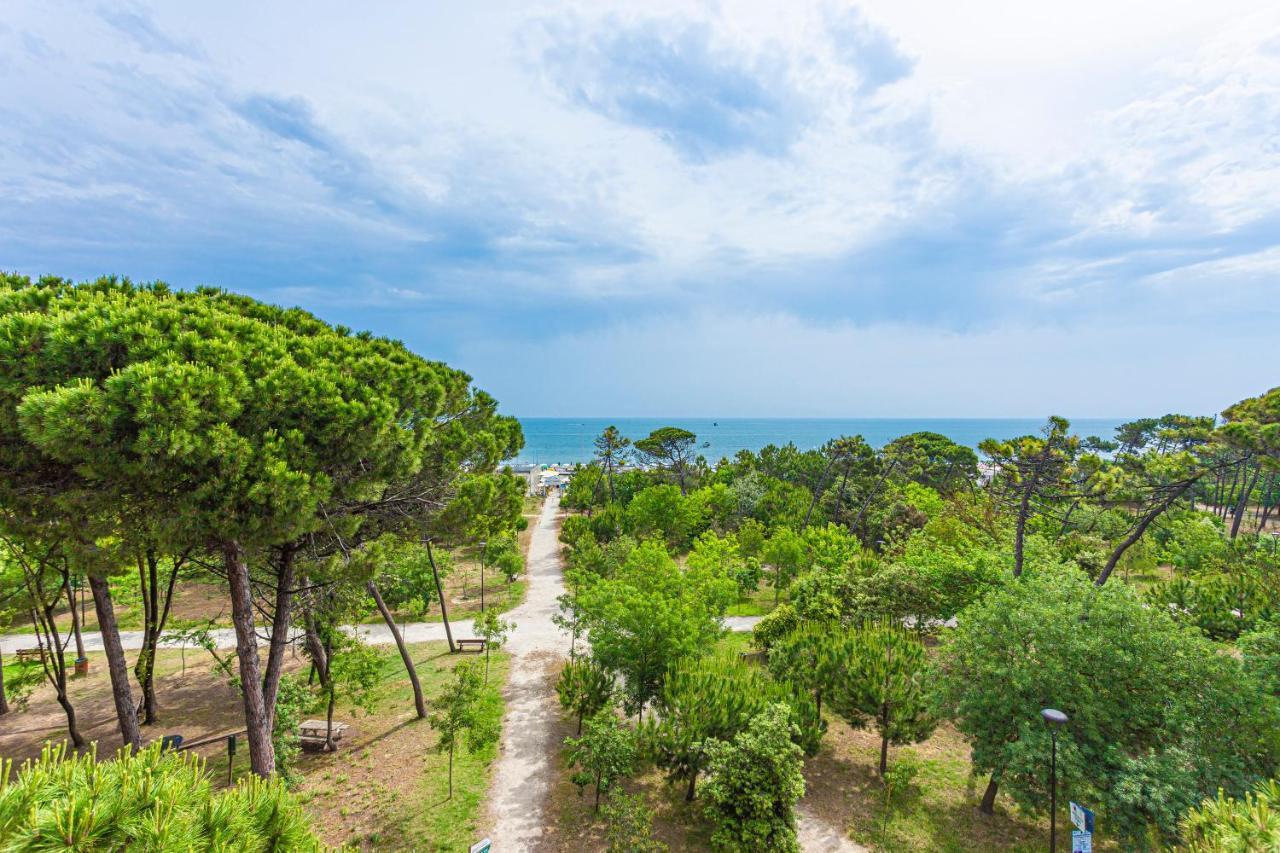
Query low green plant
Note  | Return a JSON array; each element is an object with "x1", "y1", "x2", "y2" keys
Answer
[{"x1": 0, "y1": 742, "x2": 327, "y2": 850}]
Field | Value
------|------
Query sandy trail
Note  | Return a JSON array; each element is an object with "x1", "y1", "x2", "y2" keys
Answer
[
  {"x1": 483, "y1": 491, "x2": 570, "y2": 851},
  {"x1": 796, "y1": 801, "x2": 869, "y2": 852}
]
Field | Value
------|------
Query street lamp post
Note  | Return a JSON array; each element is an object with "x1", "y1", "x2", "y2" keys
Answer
[
  {"x1": 479, "y1": 540, "x2": 487, "y2": 613},
  {"x1": 1041, "y1": 708, "x2": 1069, "y2": 851}
]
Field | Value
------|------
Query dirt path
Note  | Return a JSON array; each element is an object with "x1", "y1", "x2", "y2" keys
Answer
[
  {"x1": 796, "y1": 801, "x2": 869, "y2": 852},
  {"x1": 483, "y1": 492, "x2": 570, "y2": 851}
]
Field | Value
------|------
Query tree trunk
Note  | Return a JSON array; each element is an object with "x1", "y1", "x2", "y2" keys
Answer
[
  {"x1": 1096, "y1": 479, "x2": 1197, "y2": 586},
  {"x1": 224, "y1": 541, "x2": 275, "y2": 777},
  {"x1": 368, "y1": 580, "x2": 426, "y2": 717},
  {"x1": 979, "y1": 773, "x2": 1000, "y2": 815},
  {"x1": 64, "y1": 574, "x2": 85, "y2": 663},
  {"x1": 1013, "y1": 482, "x2": 1032, "y2": 578},
  {"x1": 56, "y1": 690, "x2": 86, "y2": 749},
  {"x1": 261, "y1": 545, "x2": 297, "y2": 731},
  {"x1": 0, "y1": 649, "x2": 8, "y2": 715},
  {"x1": 1230, "y1": 463, "x2": 1261, "y2": 538},
  {"x1": 325, "y1": 688, "x2": 337, "y2": 752},
  {"x1": 879, "y1": 731, "x2": 890, "y2": 776},
  {"x1": 685, "y1": 767, "x2": 698, "y2": 801},
  {"x1": 426, "y1": 540, "x2": 455, "y2": 653},
  {"x1": 448, "y1": 743, "x2": 455, "y2": 799},
  {"x1": 88, "y1": 573, "x2": 141, "y2": 751}
]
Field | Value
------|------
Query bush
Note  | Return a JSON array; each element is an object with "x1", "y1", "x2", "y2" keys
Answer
[
  {"x1": 701, "y1": 703, "x2": 805, "y2": 852},
  {"x1": 1179, "y1": 779, "x2": 1280, "y2": 851},
  {"x1": 0, "y1": 743, "x2": 326, "y2": 850},
  {"x1": 601, "y1": 789, "x2": 668, "y2": 852}
]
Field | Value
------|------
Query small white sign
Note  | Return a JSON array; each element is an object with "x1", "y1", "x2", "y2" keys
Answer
[
  {"x1": 470, "y1": 840, "x2": 492, "y2": 853},
  {"x1": 1072, "y1": 830, "x2": 1092, "y2": 853}
]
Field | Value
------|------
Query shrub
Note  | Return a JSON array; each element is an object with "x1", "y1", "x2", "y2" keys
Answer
[{"x1": 0, "y1": 743, "x2": 326, "y2": 850}]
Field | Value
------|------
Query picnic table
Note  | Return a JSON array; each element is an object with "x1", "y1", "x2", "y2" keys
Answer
[
  {"x1": 298, "y1": 719, "x2": 350, "y2": 751},
  {"x1": 15, "y1": 648, "x2": 46, "y2": 664}
]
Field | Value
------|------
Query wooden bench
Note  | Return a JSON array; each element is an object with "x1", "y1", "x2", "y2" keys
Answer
[
  {"x1": 298, "y1": 719, "x2": 350, "y2": 751},
  {"x1": 15, "y1": 648, "x2": 46, "y2": 664},
  {"x1": 455, "y1": 638, "x2": 487, "y2": 653}
]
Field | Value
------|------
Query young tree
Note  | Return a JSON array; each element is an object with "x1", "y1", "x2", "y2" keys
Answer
[
  {"x1": 428, "y1": 660, "x2": 499, "y2": 800},
  {"x1": 647, "y1": 652, "x2": 810, "y2": 800},
  {"x1": 594, "y1": 426, "x2": 633, "y2": 503},
  {"x1": 635, "y1": 427, "x2": 702, "y2": 495},
  {"x1": 700, "y1": 703, "x2": 806, "y2": 853},
  {"x1": 577, "y1": 539, "x2": 734, "y2": 718},
  {"x1": 473, "y1": 608, "x2": 512, "y2": 683},
  {"x1": 565, "y1": 711, "x2": 638, "y2": 811},
  {"x1": 831, "y1": 621, "x2": 935, "y2": 776},
  {"x1": 761, "y1": 527, "x2": 806, "y2": 606},
  {"x1": 556, "y1": 657, "x2": 615, "y2": 734},
  {"x1": 766, "y1": 620, "x2": 840, "y2": 724}
]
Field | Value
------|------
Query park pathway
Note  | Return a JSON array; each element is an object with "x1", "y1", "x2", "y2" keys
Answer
[
  {"x1": 1, "y1": 493, "x2": 862, "y2": 851},
  {"x1": 483, "y1": 490, "x2": 569, "y2": 851}
]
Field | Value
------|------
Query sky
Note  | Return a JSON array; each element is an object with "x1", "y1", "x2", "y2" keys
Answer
[{"x1": 2, "y1": 1, "x2": 1278, "y2": 418}]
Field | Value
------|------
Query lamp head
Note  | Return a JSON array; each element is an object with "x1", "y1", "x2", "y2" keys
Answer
[{"x1": 1041, "y1": 708, "x2": 1069, "y2": 726}]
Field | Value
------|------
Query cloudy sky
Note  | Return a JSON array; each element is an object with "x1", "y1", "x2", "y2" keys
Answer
[{"x1": 3, "y1": 1, "x2": 1278, "y2": 417}]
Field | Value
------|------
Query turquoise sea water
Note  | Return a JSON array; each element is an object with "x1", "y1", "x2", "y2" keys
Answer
[{"x1": 513, "y1": 417, "x2": 1128, "y2": 465}]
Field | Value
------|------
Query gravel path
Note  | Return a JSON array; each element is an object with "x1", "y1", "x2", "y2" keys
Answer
[{"x1": 482, "y1": 492, "x2": 571, "y2": 850}]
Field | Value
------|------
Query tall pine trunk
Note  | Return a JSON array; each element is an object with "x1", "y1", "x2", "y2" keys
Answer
[
  {"x1": 368, "y1": 580, "x2": 426, "y2": 717},
  {"x1": 224, "y1": 541, "x2": 275, "y2": 777},
  {"x1": 1230, "y1": 462, "x2": 1261, "y2": 538},
  {"x1": 426, "y1": 541, "x2": 455, "y2": 653},
  {"x1": 89, "y1": 573, "x2": 141, "y2": 750},
  {"x1": 261, "y1": 545, "x2": 296, "y2": 731},
  {"x1": 0, "y1": 649, "x2": 8, "y2": 715}
]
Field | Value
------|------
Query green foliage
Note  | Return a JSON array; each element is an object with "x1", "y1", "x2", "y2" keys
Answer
[
  {"x1": 472, "y1": 608, "x2": 512, "y2": 683},
  {"x1": 766, "y1": 620, "x2": 840, "y2": 738},
  {"x1": 1156, "y1": 512, "x2": 1231, "y2": 573},
  {"x1": 624, "y1": 485, "x2": 704, "y2": 550},
  {"x1": 0, "y1": 743, "x2": 326, "y2": 850},
  {"x1": 646, "y1": 652, "x2": 817, "y2": 799},
  {"x1": 565, "y1": 712, "x2": 638, "y2": 811},
  {"x1": 751, "y1": 602, "x2": 798, "y2": 650},
  {"x1": 556, "y1": 658, "x2": 616, "y2": 734},
  {"x1": 1241, "y1": 620, "x2": 1280, "y2": 700},
  {"x1": 428, "y1": 661, "x2": 501, "y2": 798},
  {"x1": 576, "y1": 539, "x2": 734, "y2": 715},
  {"x1": 1149, "y1": 549, "x2": 1280, "y2": 639},
  {"x1": 271, "y1": 674, "x2": 314, "y2": 782},
  {"x1": 601, "y1": 789, "x2": 668, "y2": 853},
  {"x1": 933, "y1": 569, "x2": 1280, "y2": 842},
  {"x1": 634, "y1": 427, "x2": 702, "y2": 494},
  {"x1": 700, "y1": 703, "x2": 805, "y2": 853},
  {"x1": 687, "y1": 531, "x2": 759, "y2": 596},
  {"x1": 761, "y1": 527, "x2": 806, "y2": 604},
  {"x1": 831, "y1": 621, "x2": 935, "y2": 775},
  {"x1": 1178, "y1": 779, "x2": 1280, "y2": 852}
]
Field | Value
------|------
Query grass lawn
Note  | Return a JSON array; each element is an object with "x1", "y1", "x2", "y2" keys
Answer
[
  {"x1": 725, "y1": 584, "x2": 782, "y2": 617},
  {"x1": 1, "y1": 640, "x2": 509, "y2": 852}
]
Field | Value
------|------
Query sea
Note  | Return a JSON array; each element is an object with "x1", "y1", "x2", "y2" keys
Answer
[{"x1": 512, "y1": 418, "x2": 1128, "y2": 465}]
